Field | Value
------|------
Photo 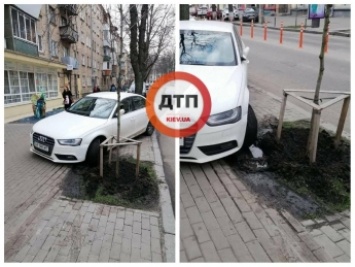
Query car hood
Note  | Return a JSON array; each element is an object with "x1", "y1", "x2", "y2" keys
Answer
[
  {"x1": 32, "y1": 111, "x2": 108, "y2": 139},
  {"x1": 179, "y1": 65, "x2": 244, "y2": 114}
]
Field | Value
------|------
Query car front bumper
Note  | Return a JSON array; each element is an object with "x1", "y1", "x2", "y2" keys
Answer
[
  {"x1": 180, "y1": 114, "x2": 247, "y2": 163},
  {"x1": 30, "y1": 132, "x2": 89, "y2": 163}
]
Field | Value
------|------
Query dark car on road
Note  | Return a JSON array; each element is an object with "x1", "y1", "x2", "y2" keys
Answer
[{"x1": 242, "y1": 8, "x2": 259, "y2": 22}]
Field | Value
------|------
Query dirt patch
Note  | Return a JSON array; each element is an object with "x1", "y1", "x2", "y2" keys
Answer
[
  {"x1": 227, "y1": 118, "x2": 350, "y2": 217},
  {"x1": 61, "y1": 157, "x2": 160, "y2": 211}
]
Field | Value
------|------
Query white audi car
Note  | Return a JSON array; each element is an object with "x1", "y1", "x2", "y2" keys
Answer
[
  {"x1": 30, "y1": 92, "x2": 154, "y2": 164},
  {"x1": 179, "y1": 21, "x2": 257, "y2": 163}
]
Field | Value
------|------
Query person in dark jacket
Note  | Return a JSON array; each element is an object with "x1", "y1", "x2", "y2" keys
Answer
[
  {"x1": 110, "y1": 84, "x2": 117, "y2": 92},
  {"x1": 62, "y1": 84, "x2": 73, "y2": 110},
  {"x1": 212, "y1": 4, "x2": 217, "y2": 20}
]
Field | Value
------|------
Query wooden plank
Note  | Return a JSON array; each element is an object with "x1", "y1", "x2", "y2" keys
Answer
[
  {"x1": 287, "y1": 92, "x2": 320, "y2": 109},
  {"x1": 285, "y1": 89, "x2": 350, "y2": 95},
  {"x1": 334, "y1": 96, "x2": 350, "y2": 147},
  {"x1": 136, "y1": 143, "x2": 141, "y2": 179},
  {"x1": 277, "y1": 92, "x2": 288, "y2": 140},
  {"x1": 100, "y1": 146, "x2": 103, "y2": 177},
  {"x1": 319, "y1": 94, "x2": 349, "y2": 110}
]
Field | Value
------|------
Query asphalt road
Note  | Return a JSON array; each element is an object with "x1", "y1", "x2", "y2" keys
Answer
[
  {"x1": 157, "y1": 132, "x2": 176, "y2": 214},
  {"x1": 242, "y1": 27, "x2": 351, "y2": 134}
]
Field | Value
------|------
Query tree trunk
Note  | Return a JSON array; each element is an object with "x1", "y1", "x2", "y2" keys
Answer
[
  {"x1": 313, "y1": 4, "x2": 332, "y2": 105},
  {"x1": 116, "y1": 4, "x2": 124, "y2": 178},
  {"x1": 307, "y1": 4, "x2": 332, "y2": 163},
  {"x1": 180, "y1": 5, "x2": 189, "y2": 20}
]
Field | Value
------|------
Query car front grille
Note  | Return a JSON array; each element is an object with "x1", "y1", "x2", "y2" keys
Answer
[
  {"x1": 198, "y1": 140, "x2": 238, "y2": 156},
  {"x1": 33, "y1": 132, "x2": 55, "y2": 155},
  {"x1": 180, "y1": 134, "x2": 196, "y2": 154}
]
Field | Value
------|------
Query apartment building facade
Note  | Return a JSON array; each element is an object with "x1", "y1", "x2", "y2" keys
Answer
[{"x1": 4, "y1": 4, "x2": 119, "y2": 122}]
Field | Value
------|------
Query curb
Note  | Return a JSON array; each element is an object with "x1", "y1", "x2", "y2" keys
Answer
[{"x1": 151, "y1": 132, "x2": 175, "y2": 262}]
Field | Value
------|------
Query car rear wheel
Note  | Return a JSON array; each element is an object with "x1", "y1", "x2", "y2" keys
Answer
[
  {"x1": 243, "y1": 105, "x2": 258, "y2": 149},
  {"x1": 86, "y1": 138, "x2": 100, "y2": 165},
  {"x1": 145, "y1": 122, "x2": 155, "y2": 136}
]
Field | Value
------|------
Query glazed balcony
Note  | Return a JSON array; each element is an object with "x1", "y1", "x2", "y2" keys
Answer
[
  {"x1": 103, "y1": 55, "x2": 111, "y2": 62},
  {"x1": 61, "y1": 56, "x2": 79, "y2": 69}
]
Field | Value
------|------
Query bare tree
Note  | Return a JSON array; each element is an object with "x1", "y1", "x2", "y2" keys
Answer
[
  {"x1": 307, "y1": 4, "x2": 332, "y2": 162},
  {"x1": 129, "y1": 4, "x2": 174, "y2": 95}
]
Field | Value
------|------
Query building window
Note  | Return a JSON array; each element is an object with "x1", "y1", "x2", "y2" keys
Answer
[
  {"x1": 11, "y1": 8, "x2": 37, "y2": 44},
  {"x1": 63, "y1": 46, "x2": 70, "y2": 57},
  {"x1": 82, "y1": 75, "x2": 86, "y2": 87},
  {"x1": 38, "y1": 35, "x2": 43, "y2": 52},
  {"x1": 36, "y1": 73, "x2": 58, "y2": 98},
  {"x1": 50, "y1": 40, "x2": 58, "y2": 57},
  {"x1": 4, "y1": 70, "x2": 50, "y2": 105},
  {"x1": 49, "y1": 6, "x2": 56, "y2": 24},
  {"x1": 82, "y1": 54, "x2": 85, "y2": 66},
  {"x1": 87, "y1": 77, "x2": 91, "y2": 88},
  {"x1": 87, "y1": 56, "x2": 90, "y2": 67},
  {"x1": 61, "y1": 16, "x2": 67, "y2": 26}
]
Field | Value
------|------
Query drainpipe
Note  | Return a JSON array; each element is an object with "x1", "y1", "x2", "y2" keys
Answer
[{"x1": 46, "y1": 5, "x2": 51, "y2": 60}]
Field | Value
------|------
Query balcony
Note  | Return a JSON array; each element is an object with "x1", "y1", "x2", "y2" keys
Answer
[
  {"x1": 7, "y1": 37, "x2": 39, "y2": 57},
  {"x1": 58, "y1": 5, "x2": 78, "y2": 16},
  {"x1": 61, "y1": 56, "x2": 79, "y2": 70},
  {"x1": 103, "y1": 55, "x2": 111, "y2": 62},
  {"x1": 59, "y1": 25, "x2": 78, "y2": 44}
]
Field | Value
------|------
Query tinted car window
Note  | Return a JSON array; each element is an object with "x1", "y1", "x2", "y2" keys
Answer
[
  {"x1": 121, "y1": 97, "x2": 133, "y2": 114},
  {"x1": 180, "y1": 30, "x2": 237, "y2": 66},
  {"x1": 132, "y1": 96, "x2": 145, "y2": 110}
]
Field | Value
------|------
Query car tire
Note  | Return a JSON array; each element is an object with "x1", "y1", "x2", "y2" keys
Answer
[
  {"x1": 86, "y1": 138, "x2": 100, "y2": 165},
  {"x1": 243, "y1": 105, "x2": 258, "y2": 149},
  {"x1": 145, "y1": 122, "x2": 155, "y2": 136}
]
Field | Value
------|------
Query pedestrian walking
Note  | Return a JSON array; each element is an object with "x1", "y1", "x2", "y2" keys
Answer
[
  {"x1": 62, "y1": 84, "x2": 73, "y2": 110},
  {"x1": 212, "y1": 4, "x2": 217, "y2": 20},
  {"x1": 110, "y1": 84, "x2": 117, "y2": 92}
]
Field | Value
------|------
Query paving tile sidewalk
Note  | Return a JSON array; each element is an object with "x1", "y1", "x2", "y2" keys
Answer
[
  {"x1": 5, "y1": 124, "x2": 173, "y2": 262},
  {"x1": 180, "y1": 86, "x2": 350, "y2": 262}
]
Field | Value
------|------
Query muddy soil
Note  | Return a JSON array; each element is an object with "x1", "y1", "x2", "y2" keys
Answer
[
  {"x1": 227, "y1": 118, "x2": 350, "y2": 218},
  {"x1": 61, "y1": 157, "x2": 160, "y2": 211}
]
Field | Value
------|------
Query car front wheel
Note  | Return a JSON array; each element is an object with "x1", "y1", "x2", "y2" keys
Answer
[
  {"x1": 242, "y1": 105, "x2": 258, "y2": 149},
  {"x1": 86, "y1": 138, "x2": 100, "y2": 165},
  {"x1": 145, "y1": 122, "x2": 155, "y2": 136}
]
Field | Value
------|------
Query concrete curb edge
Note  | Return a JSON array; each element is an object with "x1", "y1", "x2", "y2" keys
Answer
[{"x1": 151, "y1": 132, "x2": 175, "y2": 262}]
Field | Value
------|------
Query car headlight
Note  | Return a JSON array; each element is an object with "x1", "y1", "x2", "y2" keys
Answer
[
  {"x1": 206, "y1": 106, "x2": 242, "y2": 126},
  {"x1": 57, "y1": 139, "x2": 82, "y2": 146}
]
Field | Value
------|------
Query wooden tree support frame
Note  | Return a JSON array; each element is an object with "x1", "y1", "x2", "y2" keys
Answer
[
  {"x1": 277, "y1": 89, "x2": 350, "y2": 162},
  {"x1": 99, "y1": 136, "x2": 142, "y2": 178}
]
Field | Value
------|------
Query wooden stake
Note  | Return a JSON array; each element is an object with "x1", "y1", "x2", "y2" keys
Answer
[
  {"x1": 277, "y1": 91, "x2": 288, "y2": 140},
  {"x1": 100, "y1": 145, "x2": 103, "y2": 177},
  {"x1": 308, "y1": 109, "x2": 321, "y2": 163},
  {"x1": 136, "y1": 143, "x2": 141, "y2": 179},
  {"x1": 334, "y1": 96, "x2": 350, "y2": 147}
]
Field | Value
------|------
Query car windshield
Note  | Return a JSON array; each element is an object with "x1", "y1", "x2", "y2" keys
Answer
[
  {"x1": 67, "y1": 97, "x2": 116, "y2": 119},
  {"x1": 180, "y1": 30, "x2": 237, "y2": 66}
]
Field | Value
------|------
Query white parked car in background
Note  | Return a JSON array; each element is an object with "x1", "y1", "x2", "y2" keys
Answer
[
  {"x1": 179, "y1": 21, "x2": 257, "y2": 163},
  {"x1": 30, "y1": 92, "x2": 154, "y2": 164}
]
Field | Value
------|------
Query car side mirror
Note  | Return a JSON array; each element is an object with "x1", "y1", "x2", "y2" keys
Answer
[
  {"x1": 120, "y1": 109, "x2": 125, "y2": 115},
  {"x1": 241, "y1": 46, "x2": 250, "y2": 63},
  {"x1": 243, "y1": 46, "x2": 250, "y2": 58}
]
